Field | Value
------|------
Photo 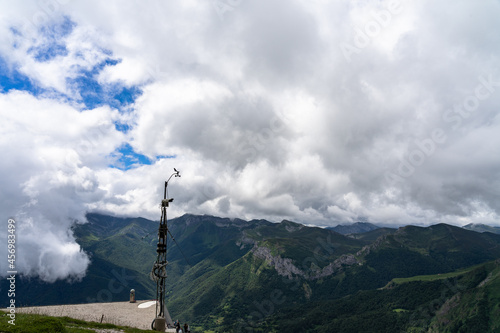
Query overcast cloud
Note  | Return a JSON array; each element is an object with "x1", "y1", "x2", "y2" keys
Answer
[{"x1": 1, "y1": 0, "x2": 500, "y2": 282}]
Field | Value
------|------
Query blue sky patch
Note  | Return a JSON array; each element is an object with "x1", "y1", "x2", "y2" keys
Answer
[
  {"x1": 157, "y1": 154, "x2": 177, "y2": 159},
  {"x1": 40, "y1": 16, "x2": 75, "y2": 37},
  {"x1": 0, "y1": 57, "x2": 40, "y2": 94},
  {"x1": 114, "y1": 121, "x2": 131, "y2": 133},
  {"x1": 30, "y1": 43, "x2": 68, "y2": 62},
  {"x1": 3, "y1": 18, "x2": 143, "y2": 147},
  {"x1": 109, "y1": 143, "x2": 176, "y2": 170},
  {"x1": 109, "y1": 143, "x2": 152, "y2": 170},
  {"x1": 4, "y1": 19, "x2": 142, "y2": 113},
  {"x1": 114, "y1": 85, "x2": 141, "y2": 106},
  {"x1": 29, "y1": 16, "x2": 74, "y2": 63},
  {"x1": 67, "y1": 59, "x2": 142, "y2": 111}
]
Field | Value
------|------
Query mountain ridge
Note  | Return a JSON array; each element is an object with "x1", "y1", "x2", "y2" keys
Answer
[
  {"x1": 327, "y1": 221, "x2": 380, "y2": 235},
  {"x1": 463, "y1": 223, "x2": 500, "y2": 234},
  {"x1": 4, "y1": 213, "x2": 500, "y2": 332}
]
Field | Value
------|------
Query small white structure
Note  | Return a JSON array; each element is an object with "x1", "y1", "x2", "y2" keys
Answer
[{"x1": 130, "y1": 289, "x2": 136, "y2": 303}]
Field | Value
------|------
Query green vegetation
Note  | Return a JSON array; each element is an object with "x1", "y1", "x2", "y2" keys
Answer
[
  {"x1": 347, "y1": 227, "x2": 397, "y2": 243},
  {"x1": 389, "y1": 262, "x2": 487, "y2": 285},
  {"x1": 162, "y1": 219, "x2": 500, "y2": 331},
  {"x1": 427, "y1": 261, "x2": 500, "y2": 332},
  {"x1": 261, "y1": 259, "x2": 500, "y2": 332},
  {"x1": 4, "y1": 214, "x2": 500, "y2": 332},
  {"x1": 0, "y1": 312, "x2": 155, "y2": 333}
]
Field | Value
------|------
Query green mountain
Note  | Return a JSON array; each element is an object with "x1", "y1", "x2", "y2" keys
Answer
[
  {"x1": 163, "y1": 220, "x2": 500, "y2": 331},
  {"x1": 4, "y1": 214, "x2": 159, "y2": 307},
  {"x1": 150, "y1": 216, "x2": 500, "y2": 331},
  {"x1": 262, "y1": 259, "x2": 500, "y2": 332},
  {"x1": 463, "y1": 223, "x2": 500, "y2": 235},
  {"x1": 346, "y1": 227, "x2": 397, "y2": 243},
  {"x1": 4, "y1": 214, "x2": 500, "y2": 332},
  {"x1": 327, "y1": 222, "x2": 380, "y2": 235}
]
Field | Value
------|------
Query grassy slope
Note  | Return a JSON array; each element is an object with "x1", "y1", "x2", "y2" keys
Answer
[
  {"x1": 0, "y1": 311, "x2": 155, "y2": 333},
  {"x1": 256, "y1": 222, "x2": 365, "y2": 266},
  {"x1": 164, "y1": 220, "x2": 369, "y2": 329},
  {"x1": 428, "y1": 260, "x2": 500, "y2": 332},
  {"x1": 388, "y1": 262, "x2": 487, "y2": 285},
  {"x1": 261, "y1": 259, "x2": 500, "y2": 333},
  {"x1": 76, "y1": 214, "x2": 159, "y2": 274},
  {"x1": 367, "y1": 224, "x2": 500, "y2": 274}
]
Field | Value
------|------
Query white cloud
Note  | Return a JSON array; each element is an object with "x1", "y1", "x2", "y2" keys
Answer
[
  {"x1": 0, "y1": 91, "x2": 124, "y2": 281},
  {"x1": 2, "y1": 0, "x2": 500, "y2": 281}
]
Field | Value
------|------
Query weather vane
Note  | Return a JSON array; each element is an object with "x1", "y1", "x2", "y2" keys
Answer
[{"x1": 151, "y1": 168, "x2": 180, "y2": 331}]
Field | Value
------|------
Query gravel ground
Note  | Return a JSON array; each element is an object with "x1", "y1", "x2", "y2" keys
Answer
[{"x1": 17, "y1": 300, "x2": 160, "y2": 331}]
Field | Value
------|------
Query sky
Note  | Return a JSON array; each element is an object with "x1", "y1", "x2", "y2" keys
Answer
[{"x1": 1, "y1": 0, "x2": 500, "y2": 282}]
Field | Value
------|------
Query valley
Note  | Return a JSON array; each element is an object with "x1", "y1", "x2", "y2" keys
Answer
[{"x1": 4, "y1": 214, "x2": 500, "y2": 332}]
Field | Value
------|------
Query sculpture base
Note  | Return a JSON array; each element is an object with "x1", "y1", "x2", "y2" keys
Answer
[{"x1": 154, "y1": 317, "x2": 166, "y2": 332}]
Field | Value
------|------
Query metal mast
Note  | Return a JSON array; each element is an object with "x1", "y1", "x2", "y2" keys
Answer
[{"x1": 151, "y1": 169, "x2": 180, "y2": 331}]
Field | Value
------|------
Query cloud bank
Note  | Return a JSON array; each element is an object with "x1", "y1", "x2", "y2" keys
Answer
[{"x1": 1, "y1": 0, "x2": 500, "y2": 281}]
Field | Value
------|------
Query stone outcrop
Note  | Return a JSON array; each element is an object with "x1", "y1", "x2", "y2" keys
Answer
[
  {"x1": 236, "y1": 231, "x2": 257, "y2": 249},
  {"x1": 251, "y1": 245, "x2": 306, "y2": 279},
  {"x1": 356, "y1": 234, "x2": 388, "y2": 256},
  {"x1": 311, "y1": 254, "x2": 360, "y2": 279},
  {"x1": 251, "y1": 245, "x2": 360, "y2": 280},
  {"x1": 282, "y1": 220, "x2": 304, "y2": 233}
]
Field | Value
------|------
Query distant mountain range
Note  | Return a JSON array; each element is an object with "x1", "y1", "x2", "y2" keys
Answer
[
  {"x1": 327, "y1": 222, "x2": 381, "y2": 235},
  {"x1": 3, "y1": 214, "x2": 500, "y2": 332},
  {"x1": 329, "y1": 221, "x2": 500, "y2": 237},
  {"x1": 462, "y1": 223, "x2": 500, "y2": 234}
]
